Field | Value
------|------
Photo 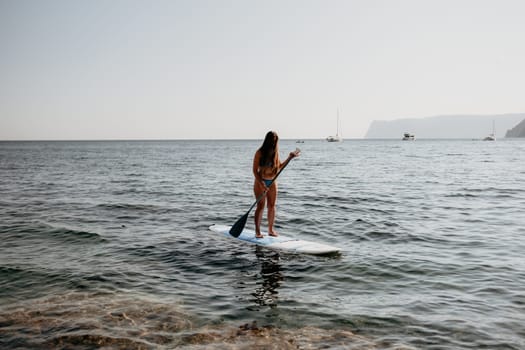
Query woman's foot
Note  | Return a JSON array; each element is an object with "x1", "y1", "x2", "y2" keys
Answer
[
  {"x1": 255, "y1": 233, "x2": 264, "y2": 239},
  {"x1": 268, "y1": 230, "x2": 279, "y2": 237}
]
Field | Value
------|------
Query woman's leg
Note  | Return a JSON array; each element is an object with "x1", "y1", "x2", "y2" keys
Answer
[
  {"x1": 267, "y1": 183, "x2": 278, "y2": 236},
  {"x1": 254, "y1": 181, "x2": 266, "y2": 238}
]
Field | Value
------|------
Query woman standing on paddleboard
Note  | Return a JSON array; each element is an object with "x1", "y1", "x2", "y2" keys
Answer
[{"x1": 253, "y1": 131, "x2": 300, "y2": 238}]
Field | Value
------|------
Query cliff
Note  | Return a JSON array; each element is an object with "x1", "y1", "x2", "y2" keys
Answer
[
  {"x1": 505, "y1": 118, "x2": 525, "y2": 137},
  {"x1": 365, "y1": 114, "x2": 525, "y2": 139}
]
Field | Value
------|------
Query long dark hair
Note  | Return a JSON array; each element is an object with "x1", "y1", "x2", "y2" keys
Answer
[{"x1": 259, "y1": 131, "x2": 279, "y2": 171}]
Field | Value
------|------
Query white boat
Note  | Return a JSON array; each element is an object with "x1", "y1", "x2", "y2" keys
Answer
[
  {"x1": 483, "y1": 121, "x2": 496, "y2": 141},
  {"x1": 402, "y1": 133, "x2": 415, "y2": 140},
  {"x1": 326, "y1": 109, "x2": 343, "y2": 142},
  {"x1": 326, "y1": 135, "x2": 342, "y2": 142}
]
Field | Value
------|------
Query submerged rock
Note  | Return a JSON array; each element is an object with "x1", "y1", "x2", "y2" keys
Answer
[{"x1": 0, "y1": 292, "x2": 379, "y2": 350}]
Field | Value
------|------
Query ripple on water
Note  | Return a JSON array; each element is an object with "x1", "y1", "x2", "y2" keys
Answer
[{"x1": 1, "y1": 222, "x2": 105, "y2": 245}]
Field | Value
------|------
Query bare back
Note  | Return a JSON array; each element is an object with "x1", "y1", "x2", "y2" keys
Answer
[{"x1": 253, "y1": 150, "x2": 279, "y2": 181}]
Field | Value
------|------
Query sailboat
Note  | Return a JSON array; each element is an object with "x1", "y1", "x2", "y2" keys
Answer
[
  {"x1": 483, "y1": 120, "x2": 496, "y2": 141},
  {"x1": 326, "y1": 109, "x2": 343, "y2": 142}
]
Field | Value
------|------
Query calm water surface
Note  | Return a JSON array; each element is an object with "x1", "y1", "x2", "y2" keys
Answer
[{"x1": 1, "y1": 139, "x2": 524, "y2": 349}]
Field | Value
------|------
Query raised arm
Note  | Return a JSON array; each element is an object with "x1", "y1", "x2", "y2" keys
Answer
[{"x1": 279, "y1": 148, "x2": 301, "y2": 169}]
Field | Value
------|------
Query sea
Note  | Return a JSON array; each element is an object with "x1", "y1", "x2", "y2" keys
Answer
[{"x1": 0, "y1": 139, "x2": 524, "y2": 350}]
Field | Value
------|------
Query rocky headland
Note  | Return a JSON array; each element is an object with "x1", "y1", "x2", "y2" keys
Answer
[{"x1": 365, "y1": 113, "x2": 525, "y2": 139}]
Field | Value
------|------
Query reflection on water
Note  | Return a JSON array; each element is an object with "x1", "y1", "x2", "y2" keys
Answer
[{"x1": 252, "y1": 246, "x2": 283, "y2": 309}]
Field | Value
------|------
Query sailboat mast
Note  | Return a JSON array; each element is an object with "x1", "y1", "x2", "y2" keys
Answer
[{"x1": 336, "y1": 108, "x2": 339, "y2": 137}]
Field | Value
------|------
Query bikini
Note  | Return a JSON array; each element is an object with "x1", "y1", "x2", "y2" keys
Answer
[{"x1": 262, "y1": 179, "x2": 273, "y2": 187}]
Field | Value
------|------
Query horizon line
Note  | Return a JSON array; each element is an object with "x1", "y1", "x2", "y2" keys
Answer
[{"x1": 1, "y1": 137, "x2": 521, "y2": 142}]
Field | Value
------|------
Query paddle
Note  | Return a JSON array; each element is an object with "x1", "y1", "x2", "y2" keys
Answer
[{"x1": 229, "y1": 150, "x2": 299, "y2": 237}]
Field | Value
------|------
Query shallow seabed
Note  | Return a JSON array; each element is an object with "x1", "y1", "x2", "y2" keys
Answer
[{"x1": 1, "y1": 139, "x2": 524, "y2": 349}]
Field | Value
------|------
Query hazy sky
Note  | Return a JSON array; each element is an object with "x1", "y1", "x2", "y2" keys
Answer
[{"x1": 1, "y1": 0, "x2": 524, "y2": 140}]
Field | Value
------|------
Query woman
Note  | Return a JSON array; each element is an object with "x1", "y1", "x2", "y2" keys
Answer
[{"x1": 253, "y1": 131, "x2": 300, "y2": 238}]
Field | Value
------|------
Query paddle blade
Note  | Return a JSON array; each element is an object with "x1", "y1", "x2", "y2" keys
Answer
[{"x1": 229, "y1": 212, "x2": 249, "y2": 237}]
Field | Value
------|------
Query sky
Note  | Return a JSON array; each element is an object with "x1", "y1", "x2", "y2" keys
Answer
[{"x1": 1, "y1": 0, "x2": 524, "y2": 140}]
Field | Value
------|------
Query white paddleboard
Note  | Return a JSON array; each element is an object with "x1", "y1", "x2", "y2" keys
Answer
[{"x1": 209, "y1": 224, "x2": 341, "y2": 255}]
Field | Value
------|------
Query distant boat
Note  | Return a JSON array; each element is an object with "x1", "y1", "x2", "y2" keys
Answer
[
  {"x1": 483, "y1": 120, "x2": 496, "y2": 141},
  {"x1": 326, "y1": 135, "x2": 342, "y2": 142},
  {"x1": 326, "y1": 109, "x2": 343, "y2": 142},
  {"x1": 402, "y1": 133, "x2": 415, "y2": 140},
  {"x1": 296, "y1": 140, "x2": 305, "y2": 143}
]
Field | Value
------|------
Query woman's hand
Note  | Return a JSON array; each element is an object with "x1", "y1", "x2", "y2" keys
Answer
[{"x1": 289, "y1": 148, "x2": 301, "y2": 159}]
